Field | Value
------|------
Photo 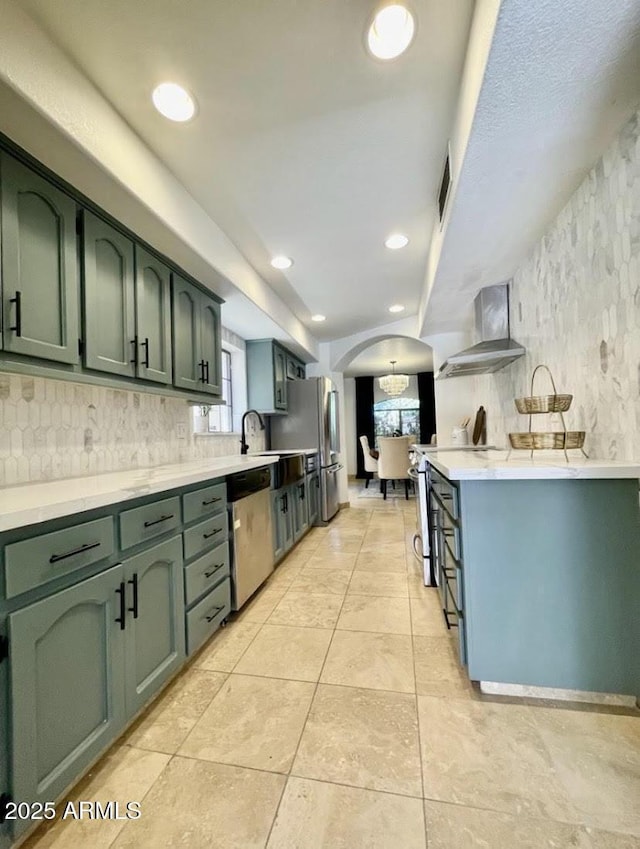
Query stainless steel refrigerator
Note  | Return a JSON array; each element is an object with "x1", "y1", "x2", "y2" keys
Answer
[{"x1": 270, "y1": 377, "x2": 342, "y2": 522}]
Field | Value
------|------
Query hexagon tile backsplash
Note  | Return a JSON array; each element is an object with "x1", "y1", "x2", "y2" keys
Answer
[
  {"x1": 0, "y1": 375, "x2": 263, "y2": 486},
  {"x1": 473, "y1": 105, "x2": 640, "y2": 462}
]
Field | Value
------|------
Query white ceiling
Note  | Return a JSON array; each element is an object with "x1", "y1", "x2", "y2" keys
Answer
[
  {"x1": 344, "y1": 336, "x2": 433, "y2": 376},
  {"x1": 19, "y1": 0, "x2": 474, "y2": 342},
  {"x1": 422, "y1": 0, "x2": 640, "y2": 333}
]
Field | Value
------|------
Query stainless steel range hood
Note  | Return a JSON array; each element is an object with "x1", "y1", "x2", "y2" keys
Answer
[{"x1": 437, "y1": 284, "x2": 525, "y2": 379}]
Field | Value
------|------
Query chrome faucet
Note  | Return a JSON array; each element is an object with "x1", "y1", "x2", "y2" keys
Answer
[{"x1": 240, "y1": 409, "x2": 265, "y2": 455}]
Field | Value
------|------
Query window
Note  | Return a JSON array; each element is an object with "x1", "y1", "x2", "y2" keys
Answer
[
  {"x1": 373, "y1": 396, "x2": 420, "y2": 442},
  {"x1": 207, "y1": 350, "x2": 233, "y2": 432}
]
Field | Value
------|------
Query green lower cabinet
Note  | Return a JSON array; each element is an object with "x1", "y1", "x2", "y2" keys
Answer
[
  {"x1": 8, "y1": 566, "x2": 126, "y2": 834},
  {"x1": 291, "y1": 480, "x2": 309, "y2": 542},
  {"x1": 0, "y1": 620, "x2": 9, "y2": 848},
  {"x1": 271, "y1": 487, "x2": 294, "y2": 561},
  {"x1": 122, "y1": 536, "x2": 185, "y2": 716},
  {"x1": 307, "y1": 471, "x2": 319, "y2": 526}
]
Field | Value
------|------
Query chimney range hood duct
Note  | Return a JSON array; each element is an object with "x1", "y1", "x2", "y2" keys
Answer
[{"x1": 437, "y1": 284, "x2": 525, "y2": 379}]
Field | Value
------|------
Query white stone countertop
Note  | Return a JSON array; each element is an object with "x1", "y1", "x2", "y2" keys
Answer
[
  {"x1": 250, "y1": 449, "x2": 319, "y2": 456},
  {"x1": 411, "y1": 446, "x2": 640, "y2": 481},
  {"x1": 0, "y1": 455, "x2": 278, "y2": 532}
]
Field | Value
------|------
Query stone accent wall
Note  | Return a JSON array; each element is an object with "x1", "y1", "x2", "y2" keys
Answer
[
  {"x1": 474, "y1": 107, "x2": 640, "y2": 461},
  {"x1": 0, "y1": 374, "x2": 264, "y2": 486}
]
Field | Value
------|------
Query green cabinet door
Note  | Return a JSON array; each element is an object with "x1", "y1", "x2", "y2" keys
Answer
[
  {"x1": 172, "y1": 274, "x2": 202, "y2": 392},
  {"x1": 200, "y1": 295, "x2": 221, "y2": 396},
  {"x1": 271, "y1": 490, "x2": 286, "y2": 561},
  {"x1": 307, "y1": 471, "x2": 319, "y2": 526},
  {"x1": 81, "y1": 211, "x2": 135, "y2": 377},
  {"x1": 135, "y1": 247, "x2": 172, "y2": 385},
  {"x1": 292, "y1": 480, "x2": 309, "y2": 541},
  {"x1": 273, "y1": 344, "x2": 287, "y2": 410},
  {"x1": 8, "y1": 566, "x2": 126, "y2": 829},
  {"x1": 0, "y1": 620, "x2": 9, "y2": 848},
  {"x1": 1, "y1": 154, "x2": 79, "y2": 364},
  {"x1": 122, "y1": 536, "x2": 185, "y2": 716}
]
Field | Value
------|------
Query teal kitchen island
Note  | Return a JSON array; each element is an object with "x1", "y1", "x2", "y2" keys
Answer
[{"x1": 413, "y1": 448, "x2": 640, "y2": 699}]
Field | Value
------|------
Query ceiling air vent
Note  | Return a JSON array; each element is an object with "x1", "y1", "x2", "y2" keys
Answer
[{"x1": 438, "y1": 146, "x2": 451, "y2": 223}]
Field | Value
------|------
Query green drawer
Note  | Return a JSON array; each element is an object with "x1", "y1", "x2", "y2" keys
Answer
[
  {"x1": 183, "y1": 482, "x2": 226, "y2": 525},
  {"x1": 184, "y1": 541, "x2": 230, "y2": 607},
  {"x1": 431, "y1": 471, "x2": 459, "y2": 520},
  {"x1": 4, "y1": 517, "x2": 115, "y2": 599},
  {"x1": 183, "y1": 512, "x2": 227, "y2": 561},
  {"x1": 186, "y1": 577, "x2": 231, "y2": 655},
  {"x1": 119, "y1": 496, "x2": 181, "y2": 550}
]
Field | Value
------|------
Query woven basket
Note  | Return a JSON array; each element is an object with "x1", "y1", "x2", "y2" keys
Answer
[
  {"x1": 508, "y1": 431, "x2": 586, "y2": 450},
  {"x1": 514, "y1": 394, "x2": 572, "y2": 414}
]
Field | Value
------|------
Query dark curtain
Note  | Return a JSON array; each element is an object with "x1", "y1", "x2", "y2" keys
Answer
[
  {"x1": 355, "y1": 376, "x2": 375, "y2": 478},
  {"x1": 417, "y1": 371, "x2": 436, "y2": 445}
]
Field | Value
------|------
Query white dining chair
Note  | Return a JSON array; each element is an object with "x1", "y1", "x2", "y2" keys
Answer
[
  {"x1": 359, "y1": 435, "x2": 378, "y2": 488},
  {"x1": 377, "y1": 435, "x2": 412, "y2": 499}
]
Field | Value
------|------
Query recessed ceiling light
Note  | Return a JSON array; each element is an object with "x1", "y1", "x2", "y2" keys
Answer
[
  {"x1": 311, "y1": 314, "x2": 326, "y2": 322},
  {"x1": 270, "y1": 255, "x2": 293, "y2": 270},
  {"x1": 384, "y1": 233, "x2": 409, "y2": 250},
  {"x1": 388, "y1": 304, "x2": 405, "y2": 313},
  {"x1": 152, "y1": 82, "x2": 196, "y2": 122},
  {"x1": 367, "y1": 4, "x2": 415, "y2": 61}
]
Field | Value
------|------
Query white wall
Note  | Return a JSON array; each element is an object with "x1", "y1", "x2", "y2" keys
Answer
[
  {"x1": 423, "y1": 331, "x2": 476, "y2": 446},
  {"x1": 343, "y1": 377, "x2": 357, "y2": 476},
  {"x1": 469, "y1": 105, "x2": 640, "y2": 461}
]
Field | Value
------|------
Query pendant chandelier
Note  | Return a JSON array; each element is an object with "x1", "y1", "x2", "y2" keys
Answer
[{"x1": 378, "y1": 360, "x2": 409, "y2": 396}]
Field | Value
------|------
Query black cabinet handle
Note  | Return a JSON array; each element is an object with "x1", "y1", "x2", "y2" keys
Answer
[
  {"x1": 299, "y1": 483, "x2": 305, "y2": 500},
  {"x1": 205, "y1": 605, "x2": 224, "y2": 623},
  {"x1": 204, "y1": 360, "x2": 210, "y2": 384},
  {"x1": 203, "y1": 528, "x2": 223, "y2": 539},
  {"x1": 199, "y1": 359, "x2": 206, "y2": 382},
  {"x1": 130, "y1": 336, "x2": 138, "y2": 365},
  {"x1": 128, "y1": 572, "x2": 139, "y2": 618},
  {"x1": 141, "y1": 337, "x2": 150, "y2": 368},
  {"x1": 9, "y1": 291, "x2": 22, "y2": 336},
  {"x1": 115, "y1": 582, "x2": 126, "y2": 630},
  {"x1": 283, "y1": 492, "x2": 289, "y2": 513},
  {"x1": 49, "y1": 540, "x2": 101, "y2": 564},
  {"x1": 202, "y1": 496, "x2": 222, "y2": 506},
  {"x1": 143, "y1": 513, "x2": 174, "y2": 528},
  {"x1": 276, "y1": 389, "x2": 282, "y2": 402},
  {"x1": 280, "y1": 496, "x2": 287, "y2": 514},
  {"x1": 204, "y1": 563, "x2": 224, "y2": 578}
]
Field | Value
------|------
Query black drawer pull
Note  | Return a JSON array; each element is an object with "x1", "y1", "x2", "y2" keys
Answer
[
  {"x1": 205, "y1": 605, "x2": 224, "y2": 623},
  {"x1": 9, "y1": 291, "x2": 22, "y2": 336},
  {"x1": 143, "y1": 513, "x2": 174, "y2": 528},
  {"x1": 440, "y1": 492, "x2": 453, "y2": 501},
  {"x1": 202, "y1": 497, "x2": 222, "y2": 506},
  {"x1": 204, "y1": 564, "x2": 224, "y2": 578},
  {"x1": 141, "y1": 337, "x2": 150, "y2": 368},
  {"x1": 130, "y1": 336, "x2": 138, "y2": 365},
  {"x1": 115, "y1": 582, "x2": 126, "y2": 630},
  {"x1": 49, "y1": 540, "x2": 101, "y2": 564},
  {"x1": 128, "y1": 572, "x2": 139, "y2": 618},
  {"x1": 199, "y1": 359, "x2": 206, "y2": 382},
  {"x1": 204, "y1": 360, "x2": 210, "y2": 384},
  {"x1": 203, "y1": 528, "x2": 223, "y2": 539}
]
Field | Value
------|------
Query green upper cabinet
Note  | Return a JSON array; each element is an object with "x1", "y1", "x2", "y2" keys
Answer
[
  {"x1": 172, "y1": 274, "x2": 221, "y2": 396},
  {"x1": 122, "y1": 536, "x2": 185, "y2": 716},
  {"x1": 134, "y1": 247, "x2": 172, "y2": 385},
  {"x1": 8, "y1": 566, "x2": 126, "y2": 826},
  {"x1": 0, "y1": 154, "x2": 79, "y2": 365},
  {"x1": 286, "y1": 353, "x2": 306, "y2": 381},
  {"x1": 200, "y1": 296, "x2": 222, "y2": 395},
  {"x1": 172, "y1": 275, "x2": 202, "y2": 392},
  {"x1": 246, "y1": 340, "x2": 290, "y2": 412},
  {"x1": 81, "y1": 211, "x2": 136, "y2": 378}
]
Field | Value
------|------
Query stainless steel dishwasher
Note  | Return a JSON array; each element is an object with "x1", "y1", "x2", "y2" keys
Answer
[{"x1": 227, "y1": 466, "x2": 274, "y2": 610}]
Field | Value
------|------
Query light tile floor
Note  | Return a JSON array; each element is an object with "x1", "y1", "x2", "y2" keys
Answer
[{"x1": 22, "y1": 483, "x2": 640, "y2": 848}]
